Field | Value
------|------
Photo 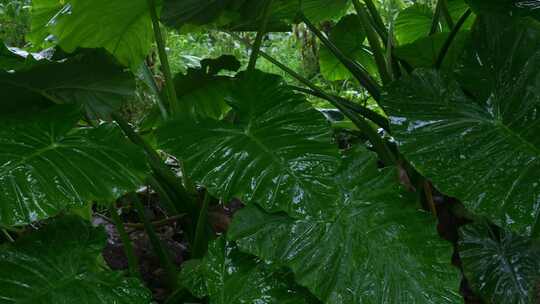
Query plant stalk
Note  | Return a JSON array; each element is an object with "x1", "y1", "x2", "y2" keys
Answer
[
  {"x1": 248, "y1": 0, "x2": 274, "y2": 71},
  {"x1": 363, "y1": 0, "x2": 389, "y2": 43},
  {"x1": 230, "y1": 32, "x2": 396, "y2": 165},
  {"x1": 435, "y1": 9, "x2": 472, "y2": 69},
  {"x1": 129, "y1": 193, "x2": 178, "y2": 288},
  {"x1": 192, "y1": 191, "x2": 211, "y2": 258},
  {"x1": 109, "y1": 205, "x2": 141, "y2": 279},
  {"x1": 147, "y1": 0, "x2": 181, "y2": 115},
  {"x1": 299, "y1": 15, "x2": 382, "y2": 100},
  {"x1": 142, "y1": 63, "x2": 169, "y2": 120},
  {"x1": 352, "y1": 0, "x2": 392, "y2": 84}
]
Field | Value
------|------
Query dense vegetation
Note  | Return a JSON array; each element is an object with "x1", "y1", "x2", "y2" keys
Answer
[{"x1": 0, "y1": 0, "x2": 539, "y2": 303}]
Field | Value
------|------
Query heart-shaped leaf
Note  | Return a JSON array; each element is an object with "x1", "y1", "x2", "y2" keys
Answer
[
  {"x1": 158, "y1": 71, "x2": 340, "y2": 218},
  {"x1": 459, "y1": 223, "x2": 540, "y2": 304},
  {"x1": 181, "y1": 237, "x2": 319, "y2": 304},
  {"x1": 0, "y1": 216, "x2": 152, "y2": 303},
  {"x1": 0, "y1": 106, "x2": 148, "y2": 226},
  {"x1": 229, "y1": 148, "x2": 462, "y2": 304}
]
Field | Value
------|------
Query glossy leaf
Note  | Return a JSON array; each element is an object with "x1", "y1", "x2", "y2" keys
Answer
[
  {"x1": 162, "y1": 0, "x2": 349, "y2": 31},
  {"x1": 382, "y1": 17, "x2": 540, "y2": 235},
  {"x1": 0, "y1": 50, "x2": 135, "y2": 119},
  {"x1": 394, "y1": 4, "x2": 433, "y2": 45},
  {"x1": 229, "y1": 148, "x2": 462, "y2": 304},
  {"x1": 0, "y1": 106, "x2": 148, "y2": 226},
  {"x1": 0, "y1": 216, "x2": 152, "y2": 303},
  {"x1": 465, "y1": 0, "x2": 540, "y2": 21},
  {"x1": 158, "y1": 71, "x2": 340, "y2": 218},
  {"x1": 30, "y1": 0, "x2": 154, "y2": 69},
  {"x1": 319, "y1": 14, "x2": 377, "y2": 81},
  {"x1": 181, "y1": 237, "x2": 319, "y2": 304},
  {"x1": 459, "y1": 223, "x2": 540, "y2": 304}
]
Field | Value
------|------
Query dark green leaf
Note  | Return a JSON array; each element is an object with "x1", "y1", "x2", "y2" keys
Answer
[
  {"x1": 30, "y1": 0, "x2": 154, "y2": 69},
  {"x1": 382, "y1": 16, "x2": 540, "y2": 235},
  {"x1": 465, "y1": 0, "x2": 540, "y2": 21},
  {"x1": 0, "y1": 106, "x2": 148, "y2": 226},
  {"x1": 0, "y1": 50, "x2": 135, "y2": 119},
  {"x1": 181, "y1": 237, "x2": 319, "y2": 304},
  {"x1": 0, "y1": 216, "x2": 152, "y2": 303},
  {"x1": 229, "y1": 148, "x2": 462, "y2": 304},
  {"x1": 319, "y1": 14, "x2": 377, "y2": 81},
  {"x1": 459, "y1": 223, "x2": 540, "y2": 304},
  {"x1": 158, "y1": 71, "x2": 340, "y2": 218}
]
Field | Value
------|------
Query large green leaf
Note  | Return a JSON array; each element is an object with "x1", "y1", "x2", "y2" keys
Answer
[
  {"x1": 459, "y1": 223, "x2": 540, "y2": 304},
  {"x1": 0, "y1": 106, "x2": 148, "y2": 226},
  {"x1": 319, "y1": 14, "x2": 377, "y2": 81},
  {"x1": 393, "y1": 31, "x2": 469, "y2": 70},
  {"x1": 1, "y1": 50, "x2": 135, "y2": 118},
  {"x1": 158, "y1": 71, "x2": 340, "y2": 218},
  {"x1": 181, "y1": 237, "x2": 319, "y2": 303},
  {"x1": 0, "y1": 216, "x2": 152, "y2": 303},
  {"x1": 229, "y1": 148, "x2": 462, "y2": 304},
  {"x1": 382, "y1": 17, "x2": 540, "y2": 235},
  {"x1": 30, "y1": 0, "x2": 154, "y2": 69},
  {"x1": 162, "y1": 0, "x2": 349, "y2": 31},
  {"x1": 394, "y1": 4, "x2": 433, "y2": 45},
  {"x1": 465, "y1": 0, "x2": 540, "y2": 21}
]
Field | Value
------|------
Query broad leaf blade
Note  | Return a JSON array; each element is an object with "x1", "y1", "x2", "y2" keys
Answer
[
  {"x1": 158, "y1": 71, "x2": 340, "y2": 218},
  {"x1": 459, "y1": 223, "x2": 540, "y2": 304},
  {"x1": 465, "y1": 0, "x2": 540, "y2": 21},
  {"x1": 394, "y1": 4, "x2": 433, "y2": 45},
  {"x1": 181, "y1": 237, "x2": 319, "y2": 304},
  {"x1": 0, "y1": 216, "x2": 152, "y2": 303},
  {"x1": 0, "y1": 106, "x2": 148, "y2": 226},
  {"x1": 382, "y1": 16, "x2": 540, "y2": 235},
  {"x1": 30, "y1": 0, "x2": 154, "y2": 69},
  {"x1": 229, "y1": 148, "x2": 462, "y2": 304}
]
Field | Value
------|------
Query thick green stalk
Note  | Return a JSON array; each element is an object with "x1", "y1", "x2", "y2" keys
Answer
[
  {"x1": 363, "y1": 0, "x2": 388, "y2": 43},
  {"x1": 192, "y1": 192, "x2": 211, "y2": 258},
  {"x1": 1, "y1": 229, "x2": 14, "y2": 242},
  {"x1": 141, "y1": 63, "x2": 169, "y2": 120},
  {"x1": 248, "y1": 0, "x2": 274, "y2": 71},
  {"x1": 147, "y1": 0, "x2": 181, "y2": 115},
  {"x1": 440, "y1": 0, "x2": 454, "y2": 28},
  {"x1": 299, "y1": 15, "x2": 382, "y2": 100},
  {"x1": 352, "y1": 0, "x2": 392, "y2": 84},
  {"x1": 110, "y1": 205, "x2": 141, "y2": 279},
  {"x1": 289, "y1": 85, "x2": 390, "y2": 132},
  {"x1": 129, "y1": 193, "x2": 178, "y2": 288},
  {"x1": 112, "y1": 114, "x2": 198, "y2": 215},
  {"x1": 230, "y1": 32, "x2": 396, "y2": 165},
  {"x1": 435, "y1": 9, "x2": 472, "y2": 69}
]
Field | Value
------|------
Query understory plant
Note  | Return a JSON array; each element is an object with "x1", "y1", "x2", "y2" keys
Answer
[{"x1": 0, "y1": 0, "x2": 539, "y2": 303}]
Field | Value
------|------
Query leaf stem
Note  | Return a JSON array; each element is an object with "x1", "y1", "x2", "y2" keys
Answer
[
  {"x1": 129, "y1": 193, "x2": 178, "y2": 288},
  {"x1": 247, "y1": 0, "x2": 274, "y2": 71},
  {"x1": 352, "y1": 0, "x2": 392, "y2": 84},
  {"x1": 1, "y1": 229, "x2": 14, "y2": 242},
  {"x1": 141, "y1": 63, "x2": 169, "y2": 120},
  {"x1": 434, "y1": 9, "x2": 472, "y2": 69},
  {"x1": 299, "y1": 15, "x2": 382, "y2": 100},
  {"x1": 147, "y1": 0, "x2": 181, "y2": 115},
  {"x1": 230, "y1": 32, "x2": 396, "y2": 165},
  {"x1": 109, "y1": 204, "x2": 141, "y2": 279},
  {"x1": 192, "y1": 191, "x2": 211, "y2": 258},
  {"x1": 363, "y1": 0, "x2": 389, "y2": 43}
]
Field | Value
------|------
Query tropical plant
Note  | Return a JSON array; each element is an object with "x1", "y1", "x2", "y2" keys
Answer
[{"x1": 0, "y1": 0, "x2": 539, "y2": 303}]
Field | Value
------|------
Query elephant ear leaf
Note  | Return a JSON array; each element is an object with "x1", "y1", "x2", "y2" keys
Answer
[
  {"x1": 0, "y1": 106, "x2": 148, "y2": 226},
  {"x1": 228, "y1": 148, "x2": 462, "y2": 304},
  {"x1": 158, "y1": 70, "x2": 340, "y2": 218},
  {"x1": 29, "y1": 0, "x2": 154, "y2": 69},
  {"x1": 459, "y1": 223, "x2": 540, "y2": 304},
  {"x1": 465, "y1": 0, "x2": 540, "y2": 21},
  {"x1": 180, "y1": 237, "x2": 319, "y2": 304},
  {"x1": 1, "y1": 49, "x2": 135, "y2": 119},
  {"x1": 0, "y1": 216, "x2": 152, "y2": 303},
  {"x1": 382, "y1": 16, "x2": 540, "y2": 235}
]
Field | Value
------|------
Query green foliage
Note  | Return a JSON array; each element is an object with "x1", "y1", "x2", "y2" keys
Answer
[
  {"x1": 0, "y1": 0, "x2": 30, "y2": 47},
  {"x1": 0, "y1": 216, "x2": 152, "y2": 303},
  {"x1": 181, "y1": 237, "x2": 319, "y2": 303},
  {"x1": 459, "y1": 223, "x2": 540, "y2": 304}
]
